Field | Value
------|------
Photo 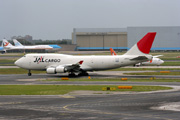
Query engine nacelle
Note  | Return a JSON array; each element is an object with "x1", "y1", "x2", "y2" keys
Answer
[
  {"x1": 46, "y1": 68, "x2": 56, "y2": 74},
  {"x1": 46, "y1": 67, "x2": 67, "y2": 74},
  {"x1": 56, "y1": 66, "x2": 66, "y2": 73}
]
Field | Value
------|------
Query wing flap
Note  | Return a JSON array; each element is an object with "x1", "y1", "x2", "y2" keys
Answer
[{"x1": 65, "y1": 60, "x2": 83, "y2": 72}]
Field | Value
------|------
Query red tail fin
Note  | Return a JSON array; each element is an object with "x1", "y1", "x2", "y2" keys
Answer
[
  {"x1": 137, "y1": 32, "x2": 156, "y2": 54},
  {"x1": 110, "y1": 48, "x2": 117, "y2": 55}
]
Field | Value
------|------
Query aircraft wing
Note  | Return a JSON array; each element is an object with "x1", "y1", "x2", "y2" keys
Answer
[
  {"x1": 47, "y1": 60, "x2": 84, "y2": 73},
  {"x1": 130, "y1": 56, "x2": 149, "y2": 61},
  {"x1": 64, "y1": 60, "x2": 83, "y2": 72}
]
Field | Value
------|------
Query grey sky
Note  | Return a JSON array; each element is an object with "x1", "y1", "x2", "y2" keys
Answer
[{"x1": 0, "y1": 0, "x2": 180, "y2": 40}]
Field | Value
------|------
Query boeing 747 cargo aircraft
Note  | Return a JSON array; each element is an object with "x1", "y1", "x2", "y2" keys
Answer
[{"x1": 15, "y1": 32, "x2": 156, "y2": 76}]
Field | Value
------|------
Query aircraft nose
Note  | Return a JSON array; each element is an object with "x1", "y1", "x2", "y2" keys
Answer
[{"x1": 15, "y1": 59, "x2": 22, "y2": 67}]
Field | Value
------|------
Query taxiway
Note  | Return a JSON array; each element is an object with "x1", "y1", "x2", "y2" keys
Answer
[{"x1": 0, "y1": 71, "x2": 180, "y2": 119}]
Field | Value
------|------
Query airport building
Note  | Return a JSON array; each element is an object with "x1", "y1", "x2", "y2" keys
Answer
[{"x1": 72, "y1": 26, "x2": 180, "y2": 51}]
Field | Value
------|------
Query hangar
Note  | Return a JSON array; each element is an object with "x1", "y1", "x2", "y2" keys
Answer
[{"x1": 72, "y1": 26, "x2": 180, "y2": 51}]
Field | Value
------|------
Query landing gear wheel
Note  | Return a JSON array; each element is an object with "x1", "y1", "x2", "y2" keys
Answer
[
  {"x1": 28, "y1": 70, "x2": 32, "y2": 76},
  {"x1": 69, "y1": 73, "x2": 76, "y2": 77},
  {"x1": 28, "y1": 73, "x2": 31, "y2": 76},
  {"x1": 78, "y1": 72, "x2": 89, "y2": 76},
  {"x1": 84, "y1": 72, "x2": 89, "y2": 76}
]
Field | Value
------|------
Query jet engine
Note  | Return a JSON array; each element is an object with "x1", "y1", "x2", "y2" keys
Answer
[
  {"x1": 56, "y1": 66, "x2": 67, "y2": 73},
  {"x1": 46, "y1": 67, "x2": 67, "y2": 74},
  {"x1": 46, "y1": 68, "x2": 56, "y2": 74}
]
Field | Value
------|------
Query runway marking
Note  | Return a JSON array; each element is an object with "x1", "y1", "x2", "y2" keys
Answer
[
  {"x1": 63, "y1": 104, "x2": 115, "y2": 115},
  {"x1": 16, "y1": 79, "x2": 38, "y2": 81},
  {"x1": 63, "y1": 102, "x2": 174, "y2": 120},
  {"x1": 0, "y1": 102, "x2": 23, "y2": 105},
  {"x1": 61, "y1": 95, "x2": 75, "y2": 98}
]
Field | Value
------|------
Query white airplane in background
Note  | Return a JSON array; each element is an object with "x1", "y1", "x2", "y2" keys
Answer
[
  {"x1": 13, "y1": 39, "x2": 61, "y2": 49},
  {"x1": 15, "y1": 32, "x2": 156, "y2": 76},
  {"x1": 2, "y1": 39, "x2": 53, "y2": 50},
  {"x1": 110, "y1": 48, "x2": 164, "y2": 66},
  {"x1": 135, "y1": 55, "x2": 164, "y2": 66}
]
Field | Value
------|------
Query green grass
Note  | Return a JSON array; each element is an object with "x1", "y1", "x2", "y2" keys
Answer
[
  {"x1": 124, "y1": 72, "x2": 180, "y2": 76},
  {"x1": 150, "y1": 52, "x2": 180, "y2": 58},
  {"x1": 0, "y1": 59, "x2": 16, "y2": 63},
  {"x1": 0, "y1": 68, "x2": 46, "y2": 74},
  {"x1": 0, "y1": 59, "x2": 17, "y2": 66},
  {"x1": 161, "y1": 61, "x2": 180, "y2": 66},
  {"x1": 0, "y1": 85, "x2": 172, "y2": 95},
  {"x1": 0, "y1": 54, "x2": 24, "y2": 57},
  {"x1": 162, "y1": 58, "x2": 180, "y2": 60},
  {"x1": 0, "y1": 64, "x2": 16, "y2": 66},
  {"x1": 44, "y1": 78, "x2": 180, "y2": 82}
]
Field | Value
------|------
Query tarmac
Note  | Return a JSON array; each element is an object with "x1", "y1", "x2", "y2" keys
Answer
[
  {"x1": 0, "y1": 70, "x2": 180, "y2": 119},
  {"x1": 0, "y1": 89, "x2": 180, "y2": 120}
]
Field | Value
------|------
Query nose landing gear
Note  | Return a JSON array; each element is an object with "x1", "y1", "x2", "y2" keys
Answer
[{"x1": 28, "y1": 70, "x2": 32, "y2": 76}]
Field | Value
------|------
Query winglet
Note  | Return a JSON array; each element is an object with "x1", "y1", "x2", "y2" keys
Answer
[
  {"x1": 137, "y1": 32, "x2": 156, "y2": 54},
  {"x1": 79, "y1": 60, "x2": 83, "y2": 65},
  {"x1": 110, "y1": 48, "x2": 117, "y2": 55}
]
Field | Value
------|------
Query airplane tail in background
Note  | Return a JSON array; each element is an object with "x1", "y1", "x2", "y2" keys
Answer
[
  {"x1": 13, "y1": 39, "x2": 23, "y2": 46},
  {"x1": 110, "y1": 48, "x2": 117, "y2": 55},
  {"x1": 124, "y1": 32, "x2": 156, "y2": 56},
  {"x1": 2, "y1": 39, "x2": 13, "y2": 47}
]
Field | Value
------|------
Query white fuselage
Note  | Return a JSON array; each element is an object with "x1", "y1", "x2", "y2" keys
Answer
[
  {"x1": 4, "y1": 45, "x2": 53, "y2": 50},
  {"x1": 15, "y1": 54, "x2": 152, "y2": 71}
]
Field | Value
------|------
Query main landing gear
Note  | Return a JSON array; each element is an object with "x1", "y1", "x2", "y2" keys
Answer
[
  {"x1": 78, "y1": 71, "x2": 89, "y2": 76},
  {"x1": 68, "y1": 72, "x2": 76, "y2": 77},
  {"x1": 28, "y1": 70, "x2": 32, "y2": 76},
  {"x1": 68, "y1": 71, "x2": 89, "y2": 77}
]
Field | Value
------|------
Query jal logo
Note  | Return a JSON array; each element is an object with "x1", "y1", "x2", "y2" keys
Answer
[
  {"x1": 34, "y1": 56, "x2": 61, "y2": 63},
  {"x1": 34, "y1": 56, "x2": 44, "y2": 64}
]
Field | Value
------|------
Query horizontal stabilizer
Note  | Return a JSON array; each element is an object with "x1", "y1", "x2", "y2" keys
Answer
[
  {"x1": 130, "y1": 56, "x2": 148, "y2": 61},
  {"x1": 153, "y1": 55, "x2": 163, "y2": 58}
]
